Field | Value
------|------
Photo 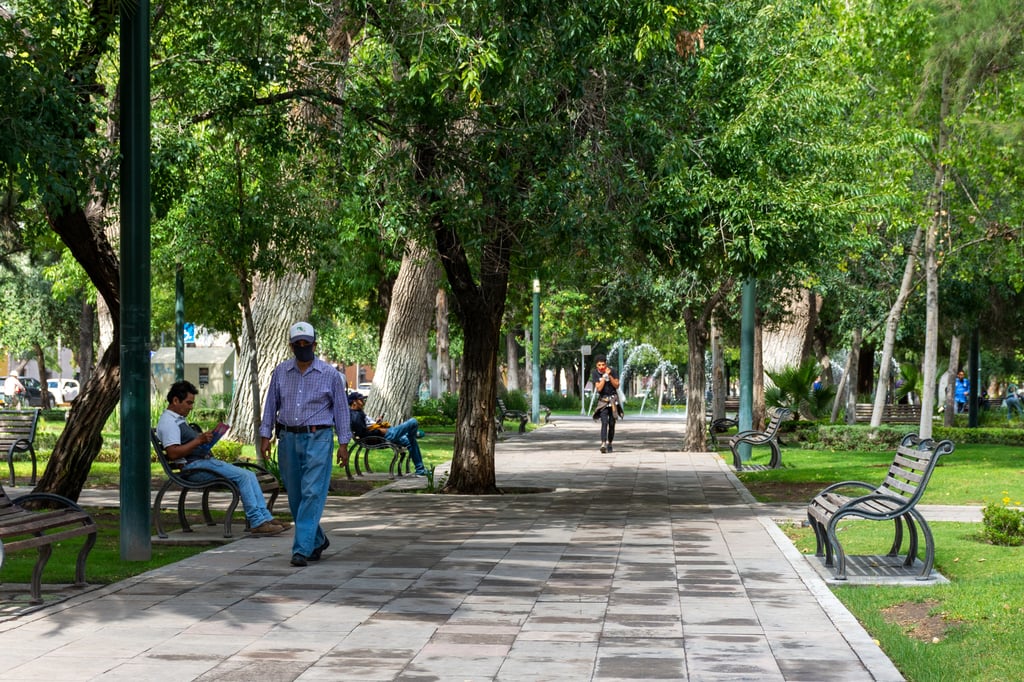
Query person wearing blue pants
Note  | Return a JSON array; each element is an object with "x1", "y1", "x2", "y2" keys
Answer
[
  {"x1": 1006, "y1": 384, "x2": 1023, "y2": 421},
  {"x1": 157, "y1": 381, "x2": 288, "y2": 535},
  {"x1": 347, "y1": 392, "x2": 428, "y2": 475},
  {"x1": 260, "y1": 322, "x2": 352, "y2": 567}
]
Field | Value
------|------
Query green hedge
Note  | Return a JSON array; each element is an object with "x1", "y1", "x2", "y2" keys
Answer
[{"x1": 805, "y1": 423, "x2": 1024, "y2": 450}]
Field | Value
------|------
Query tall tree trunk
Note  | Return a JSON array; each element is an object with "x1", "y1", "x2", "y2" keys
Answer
[
  {"x1": 831, "y1": 327, "x2": 861, "y2": 424},
  {"x1": 761, "y1": 288, "x2": 814, "y2": 374},
  {"x1": 710, "y1": 319, "x2": 725, "y2": 421},
  {"x1": 681, "y1": 280, "x2": 734, "y2": 451},
  {"x1": 40, "y1": 200, "x2": 121, "y2": 499},
  {"x1": 227, "y1": 271, "x2": 316, "y2": 444},
  {"x1": 78, "y1": 301, "x2": 95, "y2": 386},
  {"x1": 505, "y1": 328, "x2": 520, "y2": 391},
  {"x1": 368, "y1": 239, "x2": 442, "y2": 421},
  {"x1": 683, "y1": 312, "x2": 710, "y2": 452},
  {"x1": 433, "y1": 211, "x2": 508, "y2": 494},
  {"x1": 870, "y1": 225, "x2": 924, "y2": 427},
  {"x1": 435, "y1": 288, "x2": 451, "y2": 395},
  {"x1": 943, "y1": 334, "x2": 961, "y2": 426},
  {"x1": 37, "y1": 342, "x2": 121, "y2": 500},
  {"x1": 33, "y1": 342, "x2": 51, "y2": 407},
  {"x1": 920, "y1": 68, "x2": 951, "y2": 440}
]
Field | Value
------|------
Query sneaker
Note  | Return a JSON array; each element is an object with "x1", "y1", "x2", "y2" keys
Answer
[
  {"x1": 600, "y1": 442, "x2": 607, "y2": 453},
  {"x1": 250, "y1": 520, "x2": 285, "y2": 536},
  {"x1": 415, "y1": 470, "x2": 428, "y2": 477},
  {"x1": 290, "y1": 553, "x2": 308, "y2": 567},
  {"x1": 607, "y1": 444, "x2": 614, "y2": 453},
  {"x1": 309, "y1": 537, "x2": 330, "y2": 562}
]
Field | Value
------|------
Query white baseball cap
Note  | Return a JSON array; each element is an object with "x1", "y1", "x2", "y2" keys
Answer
[{"x1": 289, "y1": 322, "x2": 316, "y2": 343}]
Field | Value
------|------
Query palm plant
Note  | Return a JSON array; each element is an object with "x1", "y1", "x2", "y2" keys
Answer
[
  {"x1": 765, "y1": 358, "x2": 836, "y2": 420},
  {"x1": 895, "y1": 363, "x2": 921, "y2": 404}
]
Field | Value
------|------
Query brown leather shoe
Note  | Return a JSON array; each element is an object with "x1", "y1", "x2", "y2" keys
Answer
[
  {"x1": 272, "y1": 519, "x2": 293, "y2": 530},
  {"x1": 250, "y1": 520, "x2": 285, "y2": 535}
]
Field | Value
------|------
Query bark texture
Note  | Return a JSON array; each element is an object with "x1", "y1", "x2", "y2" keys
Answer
[
  {"x1": 435, "y1": 288, "x2": 451, "y2": 395},
  {"x1": 761, "y1": 288, "x2": 816, "y2": 373},
  {"x1": 367, "y1": 240, "x2": 442, "y2": 421},
  {"x1": 681, "y1": 280, "x2": 734, "y2": 452},
  {"x1": 871, "y1": 226, "x2": 924, "y2": 427},
  {"x1": 943, "y1": 334, "x2": 961, "y2": 426},
  {"x1": 227, "y1": 271, "x2": 316, "y2": 444}
]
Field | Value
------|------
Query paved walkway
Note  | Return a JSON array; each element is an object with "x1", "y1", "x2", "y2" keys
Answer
[{"x1": 0, "y1": 417, "x2": 919, "y2": 681}]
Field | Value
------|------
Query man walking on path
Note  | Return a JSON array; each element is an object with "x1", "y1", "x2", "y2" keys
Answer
[{"x1": 260, "y1": 321, "x2": 352, "y2": 567}]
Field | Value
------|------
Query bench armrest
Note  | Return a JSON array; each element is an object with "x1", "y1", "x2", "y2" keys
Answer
[
  {"x1": 814, "y1": 480, "x2": 876, "y2": 496},
  {"x1": 12, "y1": 491, "x2": 90, "y2": 515}
]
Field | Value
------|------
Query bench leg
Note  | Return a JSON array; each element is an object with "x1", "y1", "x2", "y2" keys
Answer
[
  {"x1": 153, "y1": 482, "x2": 172, "y2": 539},
  {"x1": 74, "y1": 529, "x2": 97, "y2": 587},
  {"x1": 518, "y1": 416, "x2": 528, "y2": 433},
  {"x1": 200, "y1": 489, "x2": 217, "y2": 526},
  {"x1": 265, "y1": 488, "x2": 279, "y2": 514},
  {"x1": 768, "y1": 442, "x2": 782, "y2": 468},
  {"x1": 908, "y1": 510, "x2": 937, "y2": 579},
  {"x1": 6, "y1": 452, "x2": 14, "y2": 487},
  {"x1": 29, "y1": 544, "x2": 53, "y2": 605},
  {"x1": 827, "y1": 523, "x2": 848, "y2": 580},
  {"x1": 177, "y1": 489, "x2": 193, "y2": 533},
  {"x1": 388, "y1": 450, "x2": 399, "y2": 479}
]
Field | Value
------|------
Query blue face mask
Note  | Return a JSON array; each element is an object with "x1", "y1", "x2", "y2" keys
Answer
[{"x1": 292, "y1": 343, "x2": 315, "y2": 362}]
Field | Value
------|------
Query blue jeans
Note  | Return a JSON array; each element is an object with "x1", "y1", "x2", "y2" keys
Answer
[
  {"x1": 385, "y1": 419, "x2": 426, "y2": 474},
  {"x1": 1007, "y1": 395, "x2": 1023, "y2": 420},
  {"x1": 278, "y1": 428, "x2": 334, "y2": 557},
  {"x1": 183, "y1": 458, "x2": 273, "y2": 528}
]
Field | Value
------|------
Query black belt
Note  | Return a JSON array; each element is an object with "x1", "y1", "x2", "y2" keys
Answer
[{"x1": 277, "y1": 423, "x2": 333, "y2": 434}]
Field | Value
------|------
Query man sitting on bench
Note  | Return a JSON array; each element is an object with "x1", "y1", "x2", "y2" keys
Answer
[
  {"x1": 156, "y1": 380, "x2": 289, "y2": 535},
  {"x1": 347, "y1": 392, "x2": 428, "y2": 476}
]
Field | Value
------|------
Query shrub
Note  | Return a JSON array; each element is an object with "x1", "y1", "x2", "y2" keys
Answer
[
  {"x1": 981, "y1": 501, "x2": 1024, "y2": 546},
  {"x1": 212, "y1": 440, "x2": 243, "y2": 461},
  {"x1": 414, "y1": 392, "x2": 458, "y2": 424},
  {"x1": 539, "y1": 391, "x2": 580, "y2": 410},
  {"x1": 192, "y1": 407, "x2": 228, "y2": 424},
  {"x1": 500, "y1": 389, "x2": 529, "y2": 412}
]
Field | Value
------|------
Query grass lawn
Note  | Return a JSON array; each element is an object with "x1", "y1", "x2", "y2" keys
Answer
[
  {"x1": 0, "y1": 510, "x2": 211, "y2": 587},
  {"x1": 732, "y1": 441, "x2": 1024, "y2": 507},
  {"x1": 741, "y1": 441, "x2": 1024, "y2": 682}
]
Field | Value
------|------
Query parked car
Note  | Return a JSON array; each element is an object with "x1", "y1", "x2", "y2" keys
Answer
[
  {"x1": 47, "y1": 378, "x2": 81, "y2": 404},
  {"x1": 357, "y1": 382, "x2": 373, "y2": 397},
  {"x1": 20, "y1": 377, "x2": 56, "y2": 409}
]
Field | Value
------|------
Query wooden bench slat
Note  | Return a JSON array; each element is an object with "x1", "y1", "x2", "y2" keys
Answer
[
  {"x1": 727, "y1": 407, "x2": 791, "y2": 470},
  {"x1": 0, "y1": 484, "x2": 98, "y2": 604},
  {"x1": 853, "y1": 403, "x2": 923, "y2": 424},
  {"x1": 1, "y1": 409, "x2": 41, "y2": 486}
]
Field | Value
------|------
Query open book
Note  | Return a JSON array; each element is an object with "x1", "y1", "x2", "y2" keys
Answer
[{"x1": 195, "y1": 422, "x2": 229, "y2": 455}]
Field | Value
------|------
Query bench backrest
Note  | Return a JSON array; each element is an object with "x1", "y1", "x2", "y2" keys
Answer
[
  {"x1": 763, "y1": 407, "x2": 791, "y2": 436},
  {"x1": 875, "y1": 433, "x2": 955, "y2": 506},
  {"x1": 150, "y1": 428, "x2": 187, "y2": 477},
  {"x1": 0, "y1": 409, "x2": 41, "y2": 449}
]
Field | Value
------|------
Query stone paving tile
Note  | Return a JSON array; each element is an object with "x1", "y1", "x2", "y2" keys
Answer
[
  {"x1": 0, "y1": 419, "x2": 911, "y2": 682},
  {"x1": 594, "y1": 640, "x2": 688, "y2": 680}
]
